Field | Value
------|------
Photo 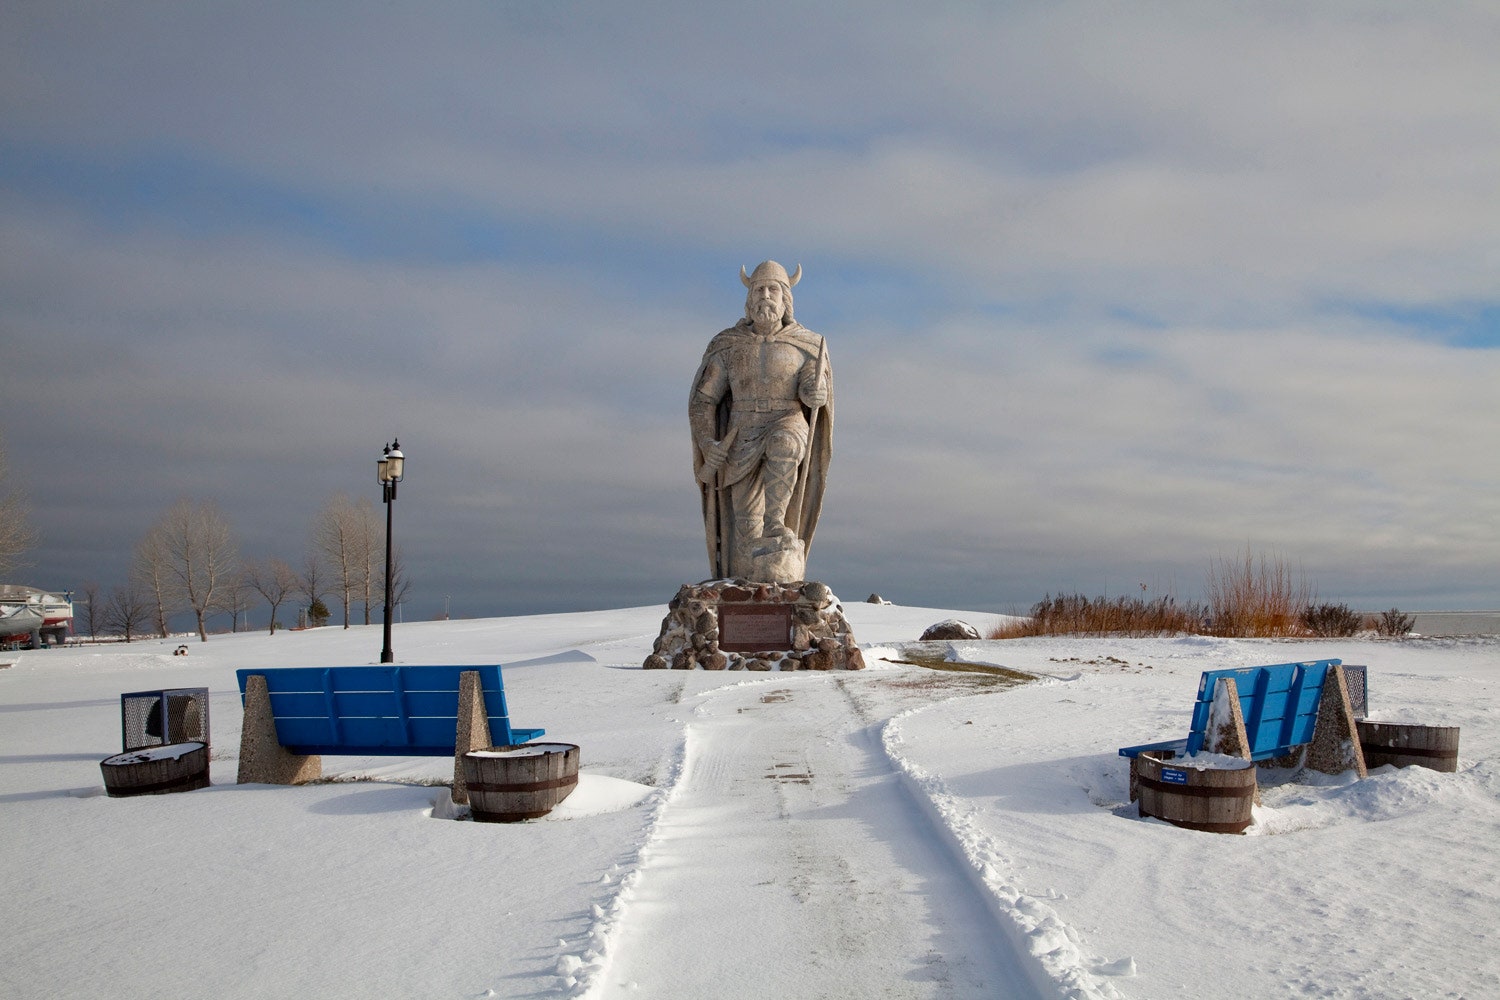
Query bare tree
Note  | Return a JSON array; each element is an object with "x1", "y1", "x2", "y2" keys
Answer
[
  {"x1": 314, "y1": 493, "x2": 363, "y2": 629},
  {"x1": 376, "y1": 542, "x2": 414, "y2": 618},
  {"x1": 0, "y1": 432, "x2": 39, "y2": 578},
  {"x1": 244, "y1": 557, "x2": 298, "y2": 635},
  {"x1": 298, "y1": 550, "x2": 329, "y2": 626},
  {"x1": 103, "y1": 582, "x2": 152, "y2": 642},
  {"x1": 353, "y1": 496, "x2": 379, "y2": 625},
  {"x1": 77, "y1": 579, "x2": 102, "y2": 640},
  {"x1": 144, "y1": 498, "x2": 240, "y2": 642},
  {"x1": 220, "y1": 572, "x2": 253, "y2": 632},
  {"x1": 132, "y1": 529, "x2": 173, "y2": 639}
]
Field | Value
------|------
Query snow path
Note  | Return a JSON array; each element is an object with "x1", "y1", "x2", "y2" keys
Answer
[{"x1": 591, "y1": 674, "x2": 1043, "y2": 999}]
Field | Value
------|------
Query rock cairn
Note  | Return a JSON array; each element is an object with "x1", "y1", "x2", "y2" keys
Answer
[{"x1": 643, "y1": 580, "x2": 865, "y2": 671}]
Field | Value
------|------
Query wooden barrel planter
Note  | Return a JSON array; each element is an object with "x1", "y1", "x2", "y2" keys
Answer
[
  {"x1": 100, "y1": 742, "x2": 210, "y2": 797},
  {"x1": 463, "y1": 743, "x2": 580, "y2": 823},
  {"x1": 1357, "y1": 722, "x2": 1459, "y2": 773},
  {"x1": 1132, "y1": 751, "x2": 1256, "y2": 834}
]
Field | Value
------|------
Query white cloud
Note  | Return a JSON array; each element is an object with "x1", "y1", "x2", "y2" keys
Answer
[{"x1": 3, "y1": 3, "x2": 1497, "y2": 615}]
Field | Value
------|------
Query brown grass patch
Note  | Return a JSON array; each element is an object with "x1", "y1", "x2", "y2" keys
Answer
[
  {"x1": 1204, "y1": 548, "x2": 1312, "y2": 637},
  {"x1": 988, "y1": 593, "x2": 1203, "y2": 638}
]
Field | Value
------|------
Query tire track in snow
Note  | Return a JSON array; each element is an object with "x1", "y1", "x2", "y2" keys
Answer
[
  {"x1": 587, "y1": 675, "x2": 1045, "y2": 999},
  {"x1": 881, "y1": 700, "x2": 1128, "y2": 1000}
]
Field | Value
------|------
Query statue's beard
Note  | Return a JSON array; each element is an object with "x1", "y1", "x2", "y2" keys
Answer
[{"x1": 753, "y1": 302, "x2": 781, "y2": 324}]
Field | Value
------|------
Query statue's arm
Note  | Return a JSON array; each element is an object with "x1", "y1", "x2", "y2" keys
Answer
[
  {"x1": 797, "y1": 339, "x2": 830, "y2": 410},
  {"x1": 690, "y1": 354, "x2": 737, "y2": 484},
  {"x1": 689, "y1": 357, "x2": 728, "y2": 451}
]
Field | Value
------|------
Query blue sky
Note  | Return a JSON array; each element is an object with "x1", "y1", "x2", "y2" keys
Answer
[{"x1": 2, "y1": 3, "x2": 1497, "y2": 625}]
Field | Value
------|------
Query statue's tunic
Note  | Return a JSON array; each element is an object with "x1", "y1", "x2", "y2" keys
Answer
[{"x1": 690, "y1": 319, "x2": 833, "y2": 582}]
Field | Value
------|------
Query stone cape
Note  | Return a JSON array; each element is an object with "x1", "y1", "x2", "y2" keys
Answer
[{"x1": 643, "y1": 580, "x2": 864, "y2": 672}]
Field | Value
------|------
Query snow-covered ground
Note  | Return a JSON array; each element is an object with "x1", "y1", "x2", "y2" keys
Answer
[{"x1": 1, "y1": 601, "x2": 1495, "y2": 999}]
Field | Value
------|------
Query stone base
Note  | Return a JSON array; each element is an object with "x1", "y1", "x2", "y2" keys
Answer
[
  {"x1": 236, "y1": 674, "x2": 322, "y2": 785},
  {"x1": 643, "y1": 580, "x2": 865, "y2": 671}
]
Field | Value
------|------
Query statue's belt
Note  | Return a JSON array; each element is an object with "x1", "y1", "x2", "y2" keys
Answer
[{"x1": 731, "y1": 398, "x2": 801, "y2": 413}]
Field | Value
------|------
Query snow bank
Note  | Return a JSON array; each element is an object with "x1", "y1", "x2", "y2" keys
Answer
[{"x1": 1, "y1": 608, "x2": 1494, "y2": 999}]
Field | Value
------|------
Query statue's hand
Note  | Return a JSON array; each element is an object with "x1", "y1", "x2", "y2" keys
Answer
[
  {"x1": 799, "y1": 369, "x2": 828, "y2": 409},
  {"x1": 695, "y1": 428, "x2": 738, "y2": 484},
  {"x1": 703, "y1": 437, "x2": 731, "y2": 468}
]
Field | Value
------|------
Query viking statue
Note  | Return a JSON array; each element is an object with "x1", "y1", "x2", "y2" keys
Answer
[{"x1": 690, "y1": 260, "x2": 833, "y2": 582}]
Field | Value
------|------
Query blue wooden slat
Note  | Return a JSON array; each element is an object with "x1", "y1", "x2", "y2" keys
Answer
[
  {"x1": 1286, "y1": 667, "x2": 1329, "y2": 747},
  {"x1": 1241, "y1": 668, "x2": 1272, "y2": 755},
  {"x1": 283, "y1": 745, "x2": 464, "y2": 756},
  {"x1": 1288, "y1": 683, "x2": 1326, "y2": 746},
  {"x1": 1255, "y1": 688, "x2": 1293, "y2": 751},
  {"x1": 335, "y1": 690, "x2": 399, "y2": 718},
  {"x1": 481, "y1": 686, "x2": 511, "y2": 718},
  {"x1": 400, "y1": 691, "x2": 468, "y2": 717},
  {"x1": 239, "y1": 665, "x2": 498, "y2": 696},
  {"x1": 275, "y1": 716, "x2": 406, "y2": 748},
  {"x1": 321, "y1": 670, "x2": 340, "y2": 746},
  {"x1": 1277, "y1": 664, "x2": 1308, "y2": 749},
  {"x1": 391, "y1": 668, "x2": 412, "y2": 744},
  {"x1": 241, "y1": 665, "x2": 466, "y2": 694},
  {"x1": 1258, "y1": 688, "x2": 1293, "y2": 722},
  {"x1": 265, "y1": 691, "x2": 336, "y2": 717},
  {"x1": 400, "y1": 665, "x2": 475, "y2": 691},
  {"x1": 267, "y1": 690, "x2": 485, "y2": 720},
  {"x1": 1118, "y1": 737, "x2": 1190, "y2": 759}
]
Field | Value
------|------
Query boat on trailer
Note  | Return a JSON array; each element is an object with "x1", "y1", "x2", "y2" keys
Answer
[{"x1": 0, "y1": 585, "x2": 73, "y2": 646}]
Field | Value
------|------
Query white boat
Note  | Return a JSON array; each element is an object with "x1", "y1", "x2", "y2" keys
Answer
[
  {"x1": 0, "y1": 603, "x2": 45, "y2": 634},
  {"x1": 0, "y1": 585, "x2": 73, "y2": 645}
]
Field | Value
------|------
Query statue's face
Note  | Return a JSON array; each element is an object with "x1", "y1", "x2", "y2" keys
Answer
[{"x1": 748, "y1": 281, "x2": 785, "y2": 325}]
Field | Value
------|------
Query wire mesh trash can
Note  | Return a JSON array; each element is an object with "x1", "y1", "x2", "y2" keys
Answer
[{"x1": 121, "y1": 688, "x2": 210, "y2": 751}]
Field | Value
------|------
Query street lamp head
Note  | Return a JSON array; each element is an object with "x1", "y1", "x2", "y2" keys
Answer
[
  {"x1": 386, "y1": 438, "x2": 405, "y2": 483},
  {"x1": 378, "y1": 439, "x2": 406, "y2": 484}
]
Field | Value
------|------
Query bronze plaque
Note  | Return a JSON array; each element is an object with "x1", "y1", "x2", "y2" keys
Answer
[{"x1": 718, "y1": 603, "x2": 794, "y2": 653}]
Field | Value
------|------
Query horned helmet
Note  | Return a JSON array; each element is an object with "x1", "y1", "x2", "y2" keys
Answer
[{"x1": 740, "y1": 260, "x2": 801, "y2": 324}]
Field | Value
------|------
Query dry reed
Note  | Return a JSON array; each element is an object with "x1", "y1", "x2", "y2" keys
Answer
[
  {"x1": 989, "y1": 592, "x2": 1204, "y2": 638},
  {"x1": 1204, "y1": 548, "x2": 1312, "y2": 637},
  {"x1": 988, "y1": 550, "x2": 1411, "y2": 640}
]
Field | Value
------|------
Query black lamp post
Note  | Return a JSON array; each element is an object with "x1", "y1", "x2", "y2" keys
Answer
[{"x1": 377, "y1": 439, "x2": 405, "y2": 664}]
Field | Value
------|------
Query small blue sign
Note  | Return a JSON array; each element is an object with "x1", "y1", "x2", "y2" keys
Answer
[{"x1": 1160, "y1": 768, "x2": 1188, "y2": 785}]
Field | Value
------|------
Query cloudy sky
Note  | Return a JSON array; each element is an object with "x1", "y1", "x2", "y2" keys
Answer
[{"x1": 3, "y1": 3, "x2": 1497, "y2": 625}]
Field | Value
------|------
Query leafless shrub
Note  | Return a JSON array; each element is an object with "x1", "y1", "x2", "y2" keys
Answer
[
  {"x1": 1376, "y1": 608, "x2": 1415, "y2": 637},
  {"x1": 1301, "y1": 602, "x2": 1363, "y2": 637}
]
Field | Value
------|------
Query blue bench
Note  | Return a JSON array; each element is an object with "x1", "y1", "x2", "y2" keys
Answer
[
  {"x1": 1119, "y1": 659, "x2": 1342, "y2": 763},
  {"x1": 236, "y1": 664, "x2": 543, "y2": 801}
]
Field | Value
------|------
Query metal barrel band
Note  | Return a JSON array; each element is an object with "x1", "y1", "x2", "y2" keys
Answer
[
  {"x1": 467, "y1": 773, "x2": 578, "y2": 795},
  {"x1": 106, "y1": 770, "x2": 208, "y2": 796},
  {"x1": 1360, "y1": 743, "x2": 1454, "y2": 760},
  {"x1": 1137, "y1": 774, "x2": 1252, "y2": 798},
  {"x1": 471, "y1": 806, "x2": 554, "y2": 822}
]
